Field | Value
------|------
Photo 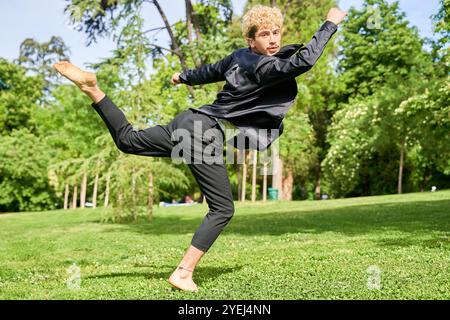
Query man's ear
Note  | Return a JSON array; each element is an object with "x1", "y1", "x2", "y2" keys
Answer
[{"x1": 246, "y1": 37, "x2": 254, "y2": 48}]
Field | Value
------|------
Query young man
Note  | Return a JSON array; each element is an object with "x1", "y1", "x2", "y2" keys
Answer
[{"x1": 53, "y1": 5, "x2": 347, "y2": 292}]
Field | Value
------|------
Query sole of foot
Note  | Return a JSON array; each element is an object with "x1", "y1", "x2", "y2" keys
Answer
[
  {"x1": 168, "y1": 275, "x2": 198, "y2": 292},
  {"x1": 52, "y1": 61, "x2": 97, "y2": 90}
]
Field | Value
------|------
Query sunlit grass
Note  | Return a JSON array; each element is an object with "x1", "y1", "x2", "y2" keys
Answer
[{"x1": 0, "y1": 190, "x2": 449, "y2": 299}]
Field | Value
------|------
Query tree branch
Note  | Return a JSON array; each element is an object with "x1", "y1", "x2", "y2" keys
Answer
[
  {"x1": 150, "y1": 0, "x2": 195, "y2": 98},
  {"x1": 283, "y1": 0, "x2": 293, "y2": 17},
  {"x1": 149, "y1": 44, "x2": 180, "y2": 56}
]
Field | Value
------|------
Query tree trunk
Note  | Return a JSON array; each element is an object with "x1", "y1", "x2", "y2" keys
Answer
[
  {"x1": 419, "y1": 174, "x2": 431, "y2": 192},
  {"x1": 251, "y1": 150, "x2": 258, "y2": 202},
  {"x1": 131, "y1": 166, "x2": 137, "y2": 221},
  {"x1": 262, "y1": 162, "x2": 268, "y2": 202},
  {"x1": 272, "y1": 156, "x2": 283, "y2": 200},
  {"x1": 282, "y1": 0, "x2": 292, "y2": 17},
  {"x1": 185, "y1": 0, "x2": 202, "y2": 67},
  {"x1": 300, "y1": 181, "x2": 308, "y2": 200},
  {"x1": 314, "y1": 174, "x2": 321, "y2": 200},
  {"x1": 398, "y1": 139, "x2": 405, "y2": 194},
  {"x1": 186, "y1": 0, "x2": 204, "y2": 63},
  {"x1": 72, "y1": 177, "x2": 78, "y2": 209},
  {"x1": 117, "y1": 188, "x2": 124, "y2": 222},
  {"x1": 236, "y1": 149, "x2": 242, "y2": 201},
  {"x1": 282, "y1": 168, "x2": 294, "y2": 201},
  {"x1": 187, "y1": 0, "x2": 203, "y2": 44},
  {"x1": 241, "y1": 150, "x2": 247, "y2": 203},
  {"x1": 80, "y1": 169, "x2": 87, "y2": 208},
  {"x1": 104, "y1": 172, "x2": 110, "y2": 208},
  {"x1": 64, "y1": 182, "x2": 69, "y2": 210},
  {"x1": 147, "y1": 170, "x2": 154, "y2": 221},
  {"x1": 92, "y1": 161, "x2": 99, "y2": 208},
  {"x1": 185, "y1": 0, "x2": 193, "y2": 43},
  {"x1": 153, "y1": 0, "x2": 195, "y2": 98}
]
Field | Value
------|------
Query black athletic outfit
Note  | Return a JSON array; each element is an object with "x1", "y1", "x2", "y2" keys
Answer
[{"x1": 91, "y1": 20, "x2": 338, "y2": 252}]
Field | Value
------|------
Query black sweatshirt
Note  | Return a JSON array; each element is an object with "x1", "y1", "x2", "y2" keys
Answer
[{"x1": 179, "y1": 20, "x2": 338, "y2": 150}]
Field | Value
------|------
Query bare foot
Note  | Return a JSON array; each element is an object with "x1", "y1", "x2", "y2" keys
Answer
[
  {"x1": 53, "y1": 61, "x2": 97, "y2": 91},
  {"x1": 168, "y1": 267, "x2": 198, "y2": 292}
]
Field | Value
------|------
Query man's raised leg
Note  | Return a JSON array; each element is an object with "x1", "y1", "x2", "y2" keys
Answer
[{"x1": 53, "y1": 61, "x2": 174, "y2": 157}]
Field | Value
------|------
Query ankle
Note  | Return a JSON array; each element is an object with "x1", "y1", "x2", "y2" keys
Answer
[
  {"x1": 80, "y1": 82, "x2": 98, "y2": 93},
  {"x1": 176, "y1": 266, "x2": 194, "y2": 279},
  {"x1": 83, "y1": 86, "x2": 105, "y2": 104}
]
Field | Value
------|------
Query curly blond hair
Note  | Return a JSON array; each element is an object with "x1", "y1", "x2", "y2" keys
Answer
[{"x1": 241, "y1": 5, "x2": 284, "y2": 39}]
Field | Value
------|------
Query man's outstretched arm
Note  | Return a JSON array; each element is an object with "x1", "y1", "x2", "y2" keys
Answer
[
  {"x1": 254, "y1": 7, "x2": 347, "y2": 84},
  {"x1": 171, "y1": 54, "x2": 234, "y2": 86}
]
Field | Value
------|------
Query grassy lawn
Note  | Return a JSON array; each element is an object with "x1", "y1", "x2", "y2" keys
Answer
[{"x1": 0, "y1": 190, "x2": 449, "y2": 300}]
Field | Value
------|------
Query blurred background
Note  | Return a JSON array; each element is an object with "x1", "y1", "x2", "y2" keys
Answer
[{"x1": 0, "y1": 0, "x2": 448, "y2": 219}]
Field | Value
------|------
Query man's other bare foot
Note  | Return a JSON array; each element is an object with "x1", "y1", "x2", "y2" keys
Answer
[
  {"x1": 168, "y1": 267, "x2": 198, "y2": 292},
  {"x1": 53, "y1": 61, "x2": 98, "y2": 92},
  {"x1": 53, "y1": 61, "x2": 105, "y2": 103}
]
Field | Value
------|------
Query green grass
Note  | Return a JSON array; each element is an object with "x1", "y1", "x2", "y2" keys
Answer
[{"x1": 1, "y1": 190, "x2": 449, "y2": 299}]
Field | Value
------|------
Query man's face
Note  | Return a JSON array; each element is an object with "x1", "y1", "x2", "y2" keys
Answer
[{"x1": 247, "y1": 25, "x2": 282, "y2": 56}]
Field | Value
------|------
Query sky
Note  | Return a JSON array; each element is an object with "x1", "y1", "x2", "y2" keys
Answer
[{"x1": 0, "y1": 0, "x2": 440, "y2": 68}]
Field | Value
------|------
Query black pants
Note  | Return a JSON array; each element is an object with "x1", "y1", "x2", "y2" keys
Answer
[{"x1": 91, "y1": 95, "x2": 234, "y2": 252}]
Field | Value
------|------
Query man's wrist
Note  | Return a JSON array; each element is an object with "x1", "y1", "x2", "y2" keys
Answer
[
  {"x1": 325, "y1": 20, "x2": 339, "y2": 28},
  {"x1": 178, "y1": 72, "x2": 190, "y2": 85}
]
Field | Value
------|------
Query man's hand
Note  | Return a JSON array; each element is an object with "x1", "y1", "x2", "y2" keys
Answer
[
  {"x1": 171, "y1": 72, "x2": 181, "y2": 85},
  {"x1": 326, "y1": 7, "x2": 347, "y2": 26}
]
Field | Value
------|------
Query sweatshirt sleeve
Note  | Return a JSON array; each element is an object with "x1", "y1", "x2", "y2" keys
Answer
[
  {"x1": 254, "y1": 21, "x2": 338, "y2": 84},
  {"x1": 179, "y1": 53, "x2": 234, "y2": 86}
]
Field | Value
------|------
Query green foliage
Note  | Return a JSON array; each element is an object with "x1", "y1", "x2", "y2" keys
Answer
[
  {"x1": 102, "y1": 156, "x2": 190, "y2": 223},
  {"x1": 338, "y1": 0, "x2": 431, "y2": 100},
  {"x1": 279, "y1": 113, "x2": 317, "y2": 182},
  {"x1": 16, "y1": 36, "x2": 70, "y2": 90},
  {"x1": 0, "y1": 60, "x2": 56, "y2": 212},
  {"x1": 431, "y1": 0, "x2": 449, "y2": 67},
  {"x1": 0, "y1": 59, "x2": 44, "y2": 134},
  {"x1": 32, "y1": 85, "x2": 106, "y2": 160},
  {"x1": 323, "y1": 73, "x2": 449, "y2": 197},
  {"x1": 323, "y1": 94, "x2": 380, "y2": 196},
  {"x1": 279, "y1": 0, "x2": 338, "y2": 197},
  {"x1": 2, "y1": 0, "x2": 448, "y2": 214},
  {"x1": 0, "y1": 129, "x2": 57, "y2": 212},
  {"x1": 57, "y1": 1, "x2": 229, "y2": 218},
  {"x1": 397, "y1": 78, "x2": 450, "y2": 176},
  {"x1": 323, "y1": 0, "x2": 447, "y2": 197}
]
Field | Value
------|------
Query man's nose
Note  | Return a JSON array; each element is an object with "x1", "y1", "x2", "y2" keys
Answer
[{"x1": 269, "y1": 33, "x2": 276, "y2": 43}]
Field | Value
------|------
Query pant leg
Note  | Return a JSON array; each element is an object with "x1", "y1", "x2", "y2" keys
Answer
[
  {"x1": 91, "y1": 95, "x2": 174, "y2": 157},
  {"x1": 188, "y1": 162, "x2": 235, "y2": 252},
  {"x1": 171, "y1": 110, "x2": 235, "y2": 252},
  {"x1": 92, "y1": 96, "x2": 234, "y2": 251}
]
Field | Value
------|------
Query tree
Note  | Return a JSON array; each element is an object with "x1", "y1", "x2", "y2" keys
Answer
[
  {"x1": 0, "y1": 59, "x2": 44, "y2": 135},
  {"x1": 337, "y1": 0, "x2": 431, "y2": 100},
  {"x1": 17, "y1": 36, "x2": 70, "y2": 90},
  {"x1": 323, "y1": 0, "x2": 436, "y2": 196},
  {"x1": 58, "y1": 1, "x2": 220, "y2": 218},
  {"x1": 430, "y1": 0, "x2": 449, "y2": 70},
  {"x1": 272, "y1": 0, "x2": 338, "y2": 200},
  {"x1": 0, "y1": 129, "x2": 58, "y2": 212}
]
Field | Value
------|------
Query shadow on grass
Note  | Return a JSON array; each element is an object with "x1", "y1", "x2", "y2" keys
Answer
[
  {"x1": 101, "y1": 199, "x2": 450, "y2": 248},
  {"x1": 83, "y1": 265, "x2": 242, "y2": 285}
]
